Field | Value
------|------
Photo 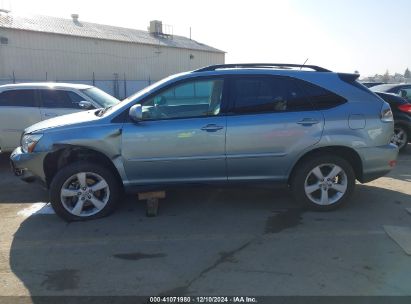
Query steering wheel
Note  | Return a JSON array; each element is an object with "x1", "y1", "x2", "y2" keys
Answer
[{"x1": 153, "y1": 104, "x2": 169, "y2": 119}]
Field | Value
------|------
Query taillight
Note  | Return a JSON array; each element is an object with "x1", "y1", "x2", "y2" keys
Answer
[
  {"x1": 398, "y1": 104, "x2": 411, "y2": 114},
  {"x1": 380, "y1": 102, "x2": 394, "y2": 122}
]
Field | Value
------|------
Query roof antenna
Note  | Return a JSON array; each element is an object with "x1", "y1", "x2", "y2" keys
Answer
[{"x1": 300, "y1": 58, "x2": 309, "y2": 70}]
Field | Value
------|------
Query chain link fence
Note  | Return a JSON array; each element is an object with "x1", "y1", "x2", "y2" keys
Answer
[{"x1": 0, "y1": 75, "x2": 153, "y2": 100}]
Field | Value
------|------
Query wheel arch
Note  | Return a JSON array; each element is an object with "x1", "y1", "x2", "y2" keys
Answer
[
  {"x1": 287, "y1": 146, "x2": 363, "y2": 184},
  {"x1": 43, "y1": 145, "x2": 124, "y2": 188}
]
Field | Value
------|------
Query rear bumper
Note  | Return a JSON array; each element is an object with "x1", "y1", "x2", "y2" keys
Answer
[
  {"x1": 356, "y1": 144, "x2": 399, "y2": 183},
  {"x1": 10, "y1": 147, "x2": 47, "y2": 185}
]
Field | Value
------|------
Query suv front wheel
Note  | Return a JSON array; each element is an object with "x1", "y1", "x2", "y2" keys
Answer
[
  {"x1": 50, "y1": 162, "x2": 121, "y2": 221},
  {"x1": 291, "y1": 155, "x2": 355, "y2": 210}
]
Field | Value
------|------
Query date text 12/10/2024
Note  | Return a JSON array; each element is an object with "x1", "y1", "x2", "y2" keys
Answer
[{"x1": 149, "y1": 296, "x2": 258, "y2": 303}]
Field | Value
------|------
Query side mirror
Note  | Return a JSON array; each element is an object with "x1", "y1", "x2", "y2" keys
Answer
[
  {"x1": 78, "y1": 100, "x2": 93, "y2": 109},
  {"x1": 129, "y1": 104, "x2": 143, "y2": 122}
]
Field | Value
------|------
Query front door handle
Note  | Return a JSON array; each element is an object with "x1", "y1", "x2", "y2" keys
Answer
[
  {"x1": 44, "y1": 113, "x2": 57, "y2": 117},
  {"x1": 297, "y1": 118, "x2": 320, "y2": 126},
  {"x1": 201, "y1": 124, "x2": 224, "y2": 132}
]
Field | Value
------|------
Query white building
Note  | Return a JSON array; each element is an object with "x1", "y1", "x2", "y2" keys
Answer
[{"x1": 0, "y1": 13, "x2": 225, "y2": 98}]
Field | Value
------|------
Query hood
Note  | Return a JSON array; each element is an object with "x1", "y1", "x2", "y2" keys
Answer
[{"x1": 25, "y1": 110, "x2": 101, "y2": 134}]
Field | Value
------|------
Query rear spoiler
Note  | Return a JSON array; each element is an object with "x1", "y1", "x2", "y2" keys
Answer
[
  {"x1": 338, "y1": 73, "x2": 360, "y2": 82},
  {"x1": 338, "y1": 73, "x2": 378, "y2": 95}
]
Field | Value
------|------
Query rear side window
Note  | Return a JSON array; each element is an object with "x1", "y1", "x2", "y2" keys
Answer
[
  {"x1": 399, "y1": 87, "x2": 411, "y2": 101},
  {"x1": 0, "y1": 90, "x2": 37, "y2": 107},
  {"x1": 231, "y1": 76, "x2": 314, "y2": 114},
  {"x1": 40, "y1": 90, "x2": 80, "y2": 109},
  {"x1": 297, "y1": 81, "x2": 346, "y2": 110}
]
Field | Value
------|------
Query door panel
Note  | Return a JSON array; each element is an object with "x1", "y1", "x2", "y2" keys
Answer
[
  {"x1": 122, "y1": 117, "x2": 226, "y2": 183},
  {"x1": 226, "y1": 75, "x2": 324, "y2": 181},
  {"x1": 0, "y1": 89, "x2": 41, "y2": 151},
  {"x1": 39, "y1": 89, "x2": 85, "y2": 120},
  {"x1": 226, "y1": 111, "x2": 323, "y2": 181},
  {"x1": 121, "y1": 77, "x2": 227, "y2": 184},
  {"x1": 0, "y1": 107, "x2": 42, "y2": 151},
  {"x1": 40, "y1": 108, "x2": 84, "y2": 120}
]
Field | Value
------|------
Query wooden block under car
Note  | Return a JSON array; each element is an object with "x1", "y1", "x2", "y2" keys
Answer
[
  {"x1": 138, "y1": 191, "x2": 166, "y2": 217},
  {"x1": 138, "y1": 191, "x2": 166, "y2": 200}
]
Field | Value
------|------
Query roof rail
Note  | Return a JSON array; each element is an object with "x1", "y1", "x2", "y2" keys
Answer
[{"x1": 194, "y1": 63, "x2": 331, "y2": 73}]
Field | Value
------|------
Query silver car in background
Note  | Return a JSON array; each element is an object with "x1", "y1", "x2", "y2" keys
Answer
[
  {"x1": 0, "y1": 83, "x2": 119, "y2": 152},
  {"x1": 10, "y1": 64, "x2": 398, "y2": 221}
]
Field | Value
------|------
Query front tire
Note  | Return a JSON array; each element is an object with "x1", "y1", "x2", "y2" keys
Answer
[
  {"x1": 291, "y1": 155, "x2": 355, "y2": 211},
  {"x1": 50, "y1": 161, "x2": 121, "y2": 221}
]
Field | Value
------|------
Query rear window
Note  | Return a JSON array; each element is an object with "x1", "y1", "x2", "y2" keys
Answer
[
  {"x1": 0, "y1": 90, "x2": 37, "y2": 107},
  {"x1": 370, "y1": 84, "x2": 399, "y2": 93}
]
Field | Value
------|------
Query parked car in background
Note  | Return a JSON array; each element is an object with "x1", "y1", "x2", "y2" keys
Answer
[
  {"x1": 371, "y1": 83, "x2": 411, "y2": 102},
  {"x1": 376, "y1": 92, "x2": 411, "y2": 152},
  {"x1": 361, "y1": 82, "x2": 384, "y2": 88},
  {"x1": 10, "y1": 63, "x2": 398, "y2": 221},
  {"x1": 0, "y1": 83, "x2": 119, "y2": 152}
]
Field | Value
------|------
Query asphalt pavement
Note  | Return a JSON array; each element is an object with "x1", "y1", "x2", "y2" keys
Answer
[{"x1": 1, "y1": 148, "x2": 411, "y2": 298}]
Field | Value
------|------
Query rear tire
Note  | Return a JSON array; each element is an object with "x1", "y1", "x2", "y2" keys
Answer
[
  {"x1": 291, "y1": 155, "x2": 355, "y2": 211},
  {"x1": 50, "y1": 161, "x2": 122, "y2": 221}
]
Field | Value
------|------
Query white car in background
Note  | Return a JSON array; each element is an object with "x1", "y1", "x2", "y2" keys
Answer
[{"x1": 0, "y1": 83, "x2": 120, "y2": 152}]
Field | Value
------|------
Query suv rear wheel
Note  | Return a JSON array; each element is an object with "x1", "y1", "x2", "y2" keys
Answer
[
  {"x1": 50, "y1": 161, "x2": 121, "y2": 221},
  {"x1": 291, "y1": 155, "x2": 355, "y2": 210}
]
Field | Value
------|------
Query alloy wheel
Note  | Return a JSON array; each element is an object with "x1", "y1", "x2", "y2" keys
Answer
[
  {"x1": 60, "y1": 172, "x2": 110, "y2": 217},
  {"x1": 304, "y1": 164, "x2": 348, "y2": 206}
]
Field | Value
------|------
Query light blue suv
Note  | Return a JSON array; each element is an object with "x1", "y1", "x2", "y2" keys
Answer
[{"x1": 10, "y1": 64, "x2": 398, "y2": 221}]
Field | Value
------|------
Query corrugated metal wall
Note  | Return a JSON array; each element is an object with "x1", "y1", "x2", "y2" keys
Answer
[{"x1": 0, "y1": 28, "x2": 225, "y2": 98}]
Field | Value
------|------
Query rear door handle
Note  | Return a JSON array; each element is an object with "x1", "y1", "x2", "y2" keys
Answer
[
  {"x1": 201, "y1": 124, "x2": 224, "y2": 132},
  {"x1": 297, "y1": 118, "x2": 320, "y2": 126}
]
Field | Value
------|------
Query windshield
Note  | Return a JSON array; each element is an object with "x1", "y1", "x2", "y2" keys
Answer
[
  {"x1": 100, "y1": 74, "x2": 182, "y2": 116},
  {"x1": 80, "y1": 87, "x2": 120, "y2": 108},
  {"x1": 370, "y1": 84, "x2": 398, "y2": 93}
]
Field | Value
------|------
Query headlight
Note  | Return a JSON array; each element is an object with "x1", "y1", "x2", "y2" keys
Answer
[{"x1": 21, "y1": 134, "x2": 43, "y2": 153}]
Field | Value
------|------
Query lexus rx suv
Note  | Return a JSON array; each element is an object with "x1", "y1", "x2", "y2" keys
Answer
[{"x1": 10, "y1": 64, "x2": 398, "y2": 221}]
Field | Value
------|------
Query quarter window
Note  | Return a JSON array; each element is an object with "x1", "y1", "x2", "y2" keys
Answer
[
  {"x1": 0, "y1": 90, "x2": 37, "y2": 107},
  {"x1": 231, "y1": 77, "x2": 314, "y2": 114},
  {"x1": 297, "y1": 81, "x2": 347, "y2": 109},
  {"x1": 142, "y1": 79, "x2": 224, "y2": 120}
]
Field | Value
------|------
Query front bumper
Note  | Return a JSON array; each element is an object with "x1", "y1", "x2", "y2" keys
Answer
[
  {"x1": 356, "y1": 143, "x2": 399, "y2": 183},
  {"x1": 10, "y1": 147, "x2": 48, "y2": 185}
]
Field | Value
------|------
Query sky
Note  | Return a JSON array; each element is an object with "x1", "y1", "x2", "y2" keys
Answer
[{"x1": 2, "y1": 0, "x2": 411, "y2": 77}]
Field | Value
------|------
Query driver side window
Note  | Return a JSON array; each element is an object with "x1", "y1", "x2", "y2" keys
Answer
[{"x1": 142, "y1": 78, "x2": 224, "y2": 120}]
